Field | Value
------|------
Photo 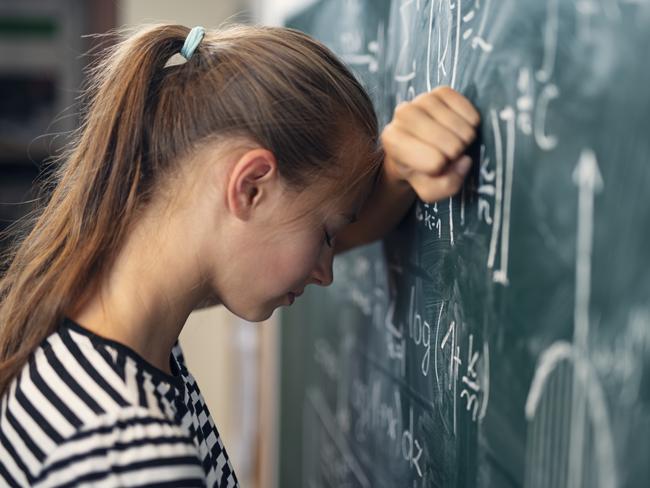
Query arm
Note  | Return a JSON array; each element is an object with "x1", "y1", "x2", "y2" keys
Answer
[{"x1": 335, "y1": 86, "x2": 480, "y2": 255}]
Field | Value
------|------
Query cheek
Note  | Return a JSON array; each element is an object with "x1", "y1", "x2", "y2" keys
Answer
[{"x1": 271, "y1": 234, "x2": 322, "y2": 285}]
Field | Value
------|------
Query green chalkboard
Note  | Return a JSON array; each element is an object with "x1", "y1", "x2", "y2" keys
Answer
[{"x1": 278, "y1": 1, "x2": 650, "y2": 487}]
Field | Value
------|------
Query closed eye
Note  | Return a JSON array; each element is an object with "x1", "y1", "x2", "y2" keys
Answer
[{"x1": 324, "y1": 230, "x2": 333, "y2": 248}]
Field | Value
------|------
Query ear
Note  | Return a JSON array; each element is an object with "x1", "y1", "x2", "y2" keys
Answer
[{"x1": 226, "y1": 148, "x2": 279, "y2": 221}]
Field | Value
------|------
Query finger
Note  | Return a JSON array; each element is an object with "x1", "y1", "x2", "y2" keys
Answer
[
  {"x1": 381, "y1": 124, "x2": 448, "y2": 175},
  {"x1": 391, "y1": 105, "x2": 468, "y2": 161},
  {"x1": 412, "y1": 93, "x2": 477, "y2": 145},
  {"x1": 433, "y1": 86, "x2": 481, "y2": 126},
  {"x1": 408, "y1": 155, "x2": 472, "y2": 203}
]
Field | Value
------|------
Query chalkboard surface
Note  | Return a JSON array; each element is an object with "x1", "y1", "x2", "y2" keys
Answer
[{"x1": 278, "y1": 1, "x2": 650, "y2": 487}]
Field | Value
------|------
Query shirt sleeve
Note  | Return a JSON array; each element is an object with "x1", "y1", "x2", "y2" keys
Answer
[{"x1": 32, "y1": 408, "x2": 206, "y2": 487}]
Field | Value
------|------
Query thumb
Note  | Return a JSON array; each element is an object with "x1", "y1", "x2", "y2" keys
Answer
[
  {"x1": 451, "y1": 155, "x2": 473, "y2": 176},
  {"x1": 410, "y1": 155, "x2": 472, "y2": 203}
]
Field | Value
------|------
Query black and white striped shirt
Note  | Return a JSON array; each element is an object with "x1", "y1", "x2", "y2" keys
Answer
[{"x1": 0, "y1": 318, "x2": 239, "y2": 487}]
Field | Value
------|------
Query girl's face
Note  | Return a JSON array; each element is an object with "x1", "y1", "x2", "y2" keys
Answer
[
  {"x1": 252, "y1": 192, "x2": 357, "y2": 319},
  {"x1": 207, "y1": 146, "x2": 374, "y2": 323}
]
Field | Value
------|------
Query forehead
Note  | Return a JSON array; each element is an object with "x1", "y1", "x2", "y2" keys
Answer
[
  {"x1": 337, "y1": 140, "x2": 381, "y2": 207},
  {"x1": 281, "y1": 127, "x2": 381, "y2": 223},
  {"x1": 301, "y1": 150, "x2": 379, "y2": 219}
]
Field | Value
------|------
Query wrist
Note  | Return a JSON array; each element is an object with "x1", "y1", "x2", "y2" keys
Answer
[{"x1": 382, "y1": 155, "x2": 407, "y2": 183}]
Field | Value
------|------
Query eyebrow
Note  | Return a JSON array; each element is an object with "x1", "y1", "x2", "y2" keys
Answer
[
  {"x1": 348, "y1": 164, "x2": 381, "y2": 223},
  {"x1": 370, "y1": 163, "x2": 382, "y2": 190},
  {"x1": 340, "y1": 162, "x2": 381, "y2": 225}
]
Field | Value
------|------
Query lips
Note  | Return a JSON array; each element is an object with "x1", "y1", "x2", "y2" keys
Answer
[{"x1": 287, "y1": 289, "x2": 303, "y2": 305}]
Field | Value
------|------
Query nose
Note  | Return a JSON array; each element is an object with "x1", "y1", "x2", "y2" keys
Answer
[{"x1": 311, "y1": 244, "x2": 334, "y2": 287}]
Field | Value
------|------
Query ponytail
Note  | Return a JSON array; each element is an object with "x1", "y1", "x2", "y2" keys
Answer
[{"x1": 0, "y1": 25, "x2": 189, "y2": 394}]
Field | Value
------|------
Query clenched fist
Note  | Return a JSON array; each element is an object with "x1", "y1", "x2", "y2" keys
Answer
[{"x1": 381, "y1": 86, "x2": 480, "y2": 203}]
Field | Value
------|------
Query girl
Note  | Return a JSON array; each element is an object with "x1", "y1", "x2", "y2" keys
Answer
[{"x1": 0, "y1": 24, "x2": 478, "y2": 487}]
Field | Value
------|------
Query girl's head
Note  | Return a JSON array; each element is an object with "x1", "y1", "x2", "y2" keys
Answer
[{"x1": 0, "y1": 23, "x2": 381, "y2": 392}]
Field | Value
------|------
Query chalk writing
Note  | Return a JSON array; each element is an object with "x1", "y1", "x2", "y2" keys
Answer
[
  {"x1": 415, "y1": 202, "x2": 443, "y2": 237},
  {"x1": 477, "y1": 144, "x2": 495, "y2": 224},
  {"x1": 385, "y1": 298, "x2": 407, "y2": 377},
  {"x1": 516, "y1": 67, "x2": 534, "y2": 135},
  {"x1": 534, "y1": 83, "x2": 559, "y2": 150},
  {"x1": 468, "y1": 0, "x2": 494, "y2": 52},
  {"x1": 306, "y1": 388, "x2": 371, "y2": 488},
  {"x1": 348, "y1": 378, "x2": 425, "y2": 479},
  {"x1": 407, "y1": 286, "x2": 432, "y2": 377},
  {"x1": 535, "y1": 0, "x2": 561, "y2": 150},
  {"x1": 486, "y1": 107, "x2": 516, "y2": 285},
  {"x1": 438, "y1": 314, "x2": 489, "y2": 432},
  {"x1": 314, "y1": 339, "x2": 339, "y2": 381},
  {"x1": 340, "y1": 21, "x2": 385, "y2": 74},
  {"x1": 395, "y1": 0, "x2": 418, "y2": 90}
]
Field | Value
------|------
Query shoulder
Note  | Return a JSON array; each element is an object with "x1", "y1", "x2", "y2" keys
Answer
[
  {"x1": 1, "y1": 324, "x2": 204, "y2": 486},
  {"x1": 32, "y1": 406, "x2": 205, "y2": 487},
  {"x1": 27, "y1": 323, "x2": 152, "y2": 420}
]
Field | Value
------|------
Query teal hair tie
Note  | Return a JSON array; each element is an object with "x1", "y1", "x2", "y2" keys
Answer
[{"x1": 180, "y1": 26, "x2": 205, "y2": 60}]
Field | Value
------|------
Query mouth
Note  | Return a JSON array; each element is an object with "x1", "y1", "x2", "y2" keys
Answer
[{"x1": 287, "y1": 289, "x2": 304, "y2": 305}]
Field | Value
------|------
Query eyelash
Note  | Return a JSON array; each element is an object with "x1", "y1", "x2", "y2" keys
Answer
[{"x1": 324, "y1": 230, "x2": 333, "y2": 248}]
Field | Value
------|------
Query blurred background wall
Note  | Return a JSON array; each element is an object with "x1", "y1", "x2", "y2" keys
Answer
[
  {"x1": 253, "y1": 0, "x2": 316, "y2": 25},
  {"x1": 0, "y1": 1, "x2": 322, "y2": 487}
]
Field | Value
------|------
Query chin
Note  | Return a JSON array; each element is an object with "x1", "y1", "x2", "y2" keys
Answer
[
  {"x1": 250, "y1": 307, "x2": 276, "y2": 323},
  {"x1": 227, "y1": 303, "x2": 275, "y2": 323},
  {"x1": 220, "y1": 289, "x2": 290, "y2": 322},
  {"x1": 194, "y1": 294, "x2": 221, "y2": 310}
]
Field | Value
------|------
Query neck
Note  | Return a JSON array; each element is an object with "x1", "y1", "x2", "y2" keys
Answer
[{"x1": 70, "y1": 212, "x2": 209, "y2": 374}]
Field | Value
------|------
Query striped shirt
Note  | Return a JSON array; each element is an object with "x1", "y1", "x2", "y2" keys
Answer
[{"x1": 0, "y1": 318, "x2": 239, "y2": 487}]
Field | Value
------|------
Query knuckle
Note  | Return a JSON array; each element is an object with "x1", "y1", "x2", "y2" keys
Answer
[
  {"x1": 413, "y1": 92, "x2": 429, "y2": 104},
  {"x1": 416, "y1": 183, "x2": 436, "y2": 203},
  {"x1": 424, "y1": 94, "x2": 441, "y2": 111},
  {"x1": 463, "y1": 127, "x2": 477, "y2": 144},
  {"x1": 394, "y1": 101, "x2": 409, "y2": 117},
  {"x1": 440, "y1": 176, "x2": 454, "y2": 194},
  {"x1": 443, "y1": 174, "x2": 462, "y2": 195},
  {"x1": 434, "y1": 85, "x2": 452, "y2": 96},
  {"x1": 414, "y1": 92, "x2": 435, "y2": 111},
  {"x1": 381, "y1": 123, "x2": 397, "y2": 145},
  {"x1": 431, "y1": 152, "x2": 447, "y2": 173},
  {"x1": 448, "y1": 139, "x2": 464, "y2": 158}
]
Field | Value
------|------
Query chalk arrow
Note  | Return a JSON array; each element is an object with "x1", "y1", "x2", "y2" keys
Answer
[
  {"x1": 572, "y1": 148, "x2": 602, "y2": 350},
  {"x1": 572, "y1": 148, "x2": 603, "y2": 192},
  {"x1": 568, "y1": 147, "x2": 603, "y2": 488}
]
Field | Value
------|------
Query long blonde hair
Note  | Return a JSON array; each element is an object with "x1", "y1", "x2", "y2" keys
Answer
[{"x1": 0, "y1": 23, "x2": 380, "y2": 395}]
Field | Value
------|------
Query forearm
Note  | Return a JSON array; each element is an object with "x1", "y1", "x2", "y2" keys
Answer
[{"x1": 334, "y1": 158, "x2": 416, "y2": 255}]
